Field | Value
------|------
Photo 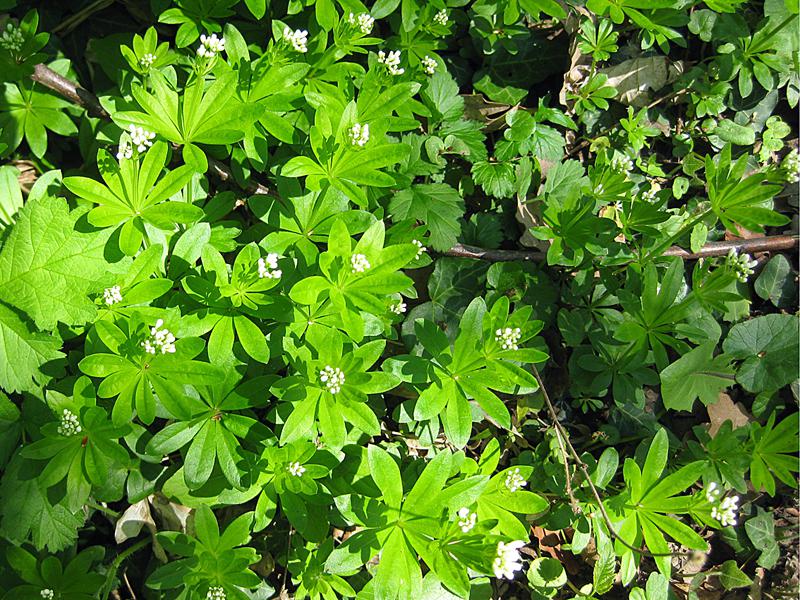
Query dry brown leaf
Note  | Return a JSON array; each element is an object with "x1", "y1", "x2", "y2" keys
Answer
[
  {"x1": 707, "y1": 392, "x2": 753, "y2": 437},
  {"x1": 599, "y1": 57, "x2": 685, "y2": 107}
]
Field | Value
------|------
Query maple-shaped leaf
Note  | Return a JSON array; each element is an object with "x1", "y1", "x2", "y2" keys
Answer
[
  {"x1": 0, "y1": 303, "x2": 63, "y2": 393},
  {"x1": 0, "y1": 195, "x2": 122, "y2": 330},
  {"x1": 389, "y1": 183, "x2": 464, "y2": 251}
]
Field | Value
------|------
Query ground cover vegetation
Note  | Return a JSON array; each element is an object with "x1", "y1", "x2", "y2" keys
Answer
[{"x1": 0, "y1": 0, "x2": 798, "y2": 598}]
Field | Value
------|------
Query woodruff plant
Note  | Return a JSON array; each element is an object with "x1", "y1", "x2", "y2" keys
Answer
[{"x1": 0, "y1": 0, "x2": 798, "y2": 599}]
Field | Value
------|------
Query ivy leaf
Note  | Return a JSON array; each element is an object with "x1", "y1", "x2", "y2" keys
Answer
[
  {"x1": 660, "y1": 343, "x2": 734, "y2": 411},
  {"x1": 389, "y1": 183, "x2": 464, "y2": 251},
  {"x1": 719, "y1": 560, "x2": 752, "y2": 590},
  {"x1": 471, "y1": 161, "x2": 515, "y2": 199},
  {"x1": 754, "y1": 254, "x2": 796, "y2": 308},
  {"x1": 722, "y1": 314, "x2": 799, "y2": 393},
  {"x1": 0, "y1": 303, "x2": 63, "y2": 393},
  {"x1": 0, "y1": 195, "x2": 120, "y2": 330}
]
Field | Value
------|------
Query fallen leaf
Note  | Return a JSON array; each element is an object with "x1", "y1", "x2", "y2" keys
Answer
[
  {"x1": 599, "y1": 57, "x2": 685, "y2": 107},
  {"x1": 707, "y1": 392, "x2": 753, "y2": 437}
]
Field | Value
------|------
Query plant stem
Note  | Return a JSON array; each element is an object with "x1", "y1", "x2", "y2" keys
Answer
[{"x1": 100, "y1": 538, "x2": 151, "y2": 600}]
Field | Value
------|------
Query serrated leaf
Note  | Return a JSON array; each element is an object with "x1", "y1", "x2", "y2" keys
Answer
[
  {"x1": 0, "y1": 195, "x2": 118, "y2": 329},
  {"x1": 389, "y1": 183, "x2": 464, "y2": 251},
  {"x1": 0, "y1": 303, "x2": 63, "y2": 393},
  {"x1": 471, "y1": 161, "x2": 515, "y2": 199}
]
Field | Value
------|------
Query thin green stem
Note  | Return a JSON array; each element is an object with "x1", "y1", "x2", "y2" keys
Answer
[
  {"x1": 100, "y1": 537, "x2": 151, "y2": 600},
  {"x1": 86, "y1": 499, "x2": 120, "y2": 518}
]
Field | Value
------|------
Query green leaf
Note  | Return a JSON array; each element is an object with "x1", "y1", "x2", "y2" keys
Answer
[
  {"x1": 0, "y1": 195, "x2": 119, "y2": 329},
  {"x1": 754, "y1": 255, "x2": 796, "y2": 308},
  {"x1": 722, "y1": 314, "x2": 799, "y2": 393},
  {"x1": 527, "y1": 557, "x2": 566, "y2": 588},
  {"x1": 471, "y1": 161, "x2": 516, "y2": 199},
  {"x1": 389, "y1": 184, "x2": 465, "y2": 251},
  {"x1": 368, "y1": 445, "x2": 403, "y2": 509},
  {"x1": 660, "y1": 343, "x2": 734, "y2": 411},
  {"x1": 719, "y1": 560, "x2": 752, "y2": 589},
  {"x1": 0, "y1": 303, "x2": 63, "y2": 393}
]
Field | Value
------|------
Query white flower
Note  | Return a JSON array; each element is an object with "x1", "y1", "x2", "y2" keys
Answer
[
  {"x1": 258, "y1": 253, "x2": 282, "y2": 279},
  {"x1": 351, "y1": 253, "x2": 371, "y2": 273},
  {"x1": 207, "y1": 587, "x2": 226, "y2": 600},
  {"x1": 705, "y1": 481, "x2": 721, "y2": 503},
  {"x1": 493, "y1": 540, "x2": 526, "y2": 580},
  {"x1": 495, "y1": 327, "x2": 522, "y2": 351},
  {"x1": 412, "y1": 239, "x2": 426, "y2": 260},
  {"x1": 726, "y1": 249, "x2": 757, "y2": 282},
  {"x1": 139, "y1": 53, "x2": 156, "y2": 68},
  {"x1": 283, "y1": 27, "x2": 308, "y2": 53},
  {"x1": 422, "y1": 55, "x2": 437, "y2": 75},
  {"x1": 40, "y1": 590, "x2": 55, "y2": 600},
  {"x1": 641, "y1": 185, "x2": 657, "y2": 202},
  {"x1": 348, "y1": 12, "x2": 375, "y2": 35},
  {"x1": 116, "y1": 139, "x2": 133, "y2": 160},
  {"x1": 377, "y1": 50, "x2": 404, "y2": 75},
  {"x1": 711, "y1": 494, "x2": 739, "y2": 527},
  {"x1": 433, "y1": 9, "x2": 449, "y2": 26},
  {"x1": 390, "y1": 300, "x2": 407, "y2": 314},
  {"x1": 197, "y1": 33, "x2": 225, "y2": 58},
  {"x1": 611, "y1": 154, "x2": 633, "y2": 173},
  {"x1": 457, "y1": 507, "x2": 477, "y2": 533},
  {"x1": 103, "y1": 285, "x2": 123, "y2": 305},
  {"x1": 141, "y1": 319, "x2": 176, "y2": 355},
  {"x1": 128, "y1": 124, "x2": 155, "y2": 153},
  {"x1": 319, "y1": 365, "x2": 345, "y2": 394},
  {"x1": 0, "y1": 22, "x2": 24, "y2": 52},
  {"x1": 288, "y1": 461, "x2": 306, "y2": 477},
  {"x1": 504, "y1": 467, "x2": 527, "y2": 492},
  {"x1": 57, "y1": 409, "x2": 82, "y2": 437},
  {"x1": 349, "y1": 122, "x2": 370, "y2": 147},
  {"x1": 783, "y1": 149, "x2": 799, "y2": 183}
]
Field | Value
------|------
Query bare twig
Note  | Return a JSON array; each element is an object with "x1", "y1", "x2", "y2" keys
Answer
[{"x1": 445, "y1": 235, "x2": 798, "y2": 263}]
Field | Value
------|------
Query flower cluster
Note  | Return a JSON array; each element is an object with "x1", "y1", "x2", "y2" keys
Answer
[
  {"x1": 457, "y1": 507, "x2": 477, "y2": 533},
  {"x1": 504, "y1": 467, "x2": 527, "y2": 492},
  {"x1": 206, "y1": 587, "x2": 226, "y2": 600},
  {"x1": 104, "y1": 285, "x2": 123, "y2": 305},
  {"x1": 351, "y1": 253, "x2": 371, "y2": 273},
  {"x1": 349, "y1": 122, "x2": 370, "y2": 147},
  {"x1": 116, "y1": 140, "x2": 133, "y2": 160},
  {"x1": 288, "y1": 461, "x2": 306, "y2": 477},
  {"x1": 611, "y1": 154, "x2": 633, "y2": 173},
  {"x1": 495, "y1": 327, "x2": 522, "y2": 351},
  {"x1": 377, "y1": 50, "x2": 404, "y2": 75},
  {"x1": 705, "y1": 482, "x2": 740, "y2": 527},
  {"x1": 389, "y1": 300, "x2": 407, "y2": 314},
  {"x1": 139, "y1": 52, "x2": 156, "y2": 68},
  {"x1": 433, "y1": 9, "x2": 449, "y2": 26},
  {"x1": 197, "y1": 33, "x2": 225, "y2": 58},
  {"x1": 726, "y1": 249, "x2": 757, "y2": 282},
  {"x1": 319, "y1": 365, "x2": 345, "y2": 394},
  {"x1": 493, "y1": 540, "x2": 525, "y2": 580},
  {"x1": 284, "y1": 27, "x2": 308, "y2": 53},
  {"x1": 142, "y1": 319, "x2": 177, "y2": 355},
  {"x1": 348, "y1": 12, "x2": 375, "y2": 35},
  {"x1": 421, "y1": 56, "x2": 437, "y2": 75},
  {"x1": 412, "y1": 239, "x2": 426, "y2": 259},
  {"x1": 640, "y1": 185, "x2": 658, "y2": 202},
  {"x1": 40, "y1": 591, "x2": 55, "y2": 600},
  {"x1": 57, "y1": 409, "x2": 82, "y2": 437},
  {"x1": 783, "y1": 149, "x2": 799, "y2": 183},
  {"x1": 128, "y1": 124, "x2": 156, "y2": 153},
  {"x1": 258, "y1": 253, "x2": 282, "y2": 279},
  {"x1": 0, "y1": 22, "x2": 24, "y2": 52}
]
